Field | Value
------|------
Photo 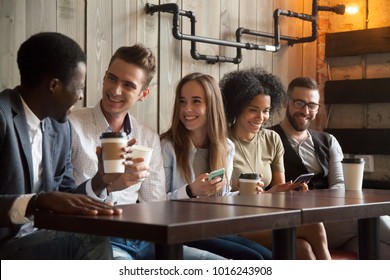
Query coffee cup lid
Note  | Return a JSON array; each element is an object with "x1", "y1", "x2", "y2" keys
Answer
[
  {"x1": 100, "y1": 132, "x2": 127, "y2": 139},
  {"x1": 341, "y1": 158, "x2": 365, "y2": 164},
  {"x1": 239, "y1": 173, "x2": 260, "y2": 180}
]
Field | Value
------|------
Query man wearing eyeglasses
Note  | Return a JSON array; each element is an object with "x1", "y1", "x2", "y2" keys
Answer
[
  {"x1": 271, "y1": 77, "x2": 390, "y2": 259},
  {"x1": 270, "y1": 76, "x2": 344, "y2": 190}
]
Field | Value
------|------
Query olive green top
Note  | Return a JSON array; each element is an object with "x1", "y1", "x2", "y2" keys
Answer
[{"x1": 229, "y1": 128, "x2": 285, "y2": 190}]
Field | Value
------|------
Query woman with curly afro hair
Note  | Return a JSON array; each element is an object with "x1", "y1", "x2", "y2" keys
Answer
[{"x1": 220, "y1": 68, "x2": 331, "y2": 260}]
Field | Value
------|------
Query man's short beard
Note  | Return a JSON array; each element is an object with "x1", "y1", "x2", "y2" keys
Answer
[{"x1": 286, "y1": 109, "x2": 311, "y2": 132}]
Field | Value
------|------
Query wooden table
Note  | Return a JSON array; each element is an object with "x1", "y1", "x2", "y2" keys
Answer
[
  {"x1": 184, "y1": 189, "x2": 390, "y2": 259},
  {"x1": 34, "y1": 200, "x2": 301, "y2": 259}
]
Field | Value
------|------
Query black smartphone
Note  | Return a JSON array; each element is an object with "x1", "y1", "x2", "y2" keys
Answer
[{"x1": 293, "y1": 173, "x2": 314, "y2": 190}]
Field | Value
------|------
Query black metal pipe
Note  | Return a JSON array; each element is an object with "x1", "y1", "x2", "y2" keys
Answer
[
  {"x1": 188, "y1": 12, "x2": 239, "y2": 64},
  {"x1": 318, "y1": 5, "x2": 345, "y2": 15},
  {"x1": 145, "y1": 3, "x2": 179, "y2": 15},
  {"x1": 146, "y1": 2, "x2": 266, "y2": 63},
  {"x1": 274, "y1": 2, "x2": 318, "y2": 46},
  {"x1": 174, "y1": 24, "x2": 264, "y2": 50},
  {"x1": 239, "y1": 28, "x2": 300, "y2": 42},
  {"x1": 144, "y1": 0, "x2": 344, "y2": 63},
  {"x1": 186, "y1": 8, "x2": 242, "y2": 63},
  {"x1": 273, "y1": 9, "x2": 282, "y2": 51},
  {"x1": 278, "y1": 9, "x2": 316, "y2": 22},
  {"x1": 146, "y1": 3, "x2": 245, "y2": 49}
]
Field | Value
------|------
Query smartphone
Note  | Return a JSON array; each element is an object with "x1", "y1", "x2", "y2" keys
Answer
[
  {"x1": 208, "y1": 168, "x2": 225, "y2": 181},
  {"x1": 293, "y1": 173, "x2": 314, "y2": 191},
  {"x1": 293, "y1": 172, "x2": 315, "y2": 183}
]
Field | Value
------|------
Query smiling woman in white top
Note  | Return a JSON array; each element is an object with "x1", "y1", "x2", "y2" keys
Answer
[{"x1": 160, "y1": 72, "x2": 273, "y2": 260}]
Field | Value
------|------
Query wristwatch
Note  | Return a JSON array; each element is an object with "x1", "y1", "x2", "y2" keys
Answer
[{"x1": 186, "y1": 184, "x2": 196, "y2": 198}]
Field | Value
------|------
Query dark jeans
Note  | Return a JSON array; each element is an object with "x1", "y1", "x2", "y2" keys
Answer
[
  {"x1": 186, "y1": 235, "x2": 272, "y2": 260},
  {"x1": 0, "y1": 229, "x2": 112, "y2": 260}
]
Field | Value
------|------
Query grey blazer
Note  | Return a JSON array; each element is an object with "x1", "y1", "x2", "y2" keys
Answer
[{"x1": 0, "y1": 87, "x2": 87, "y2": 243}]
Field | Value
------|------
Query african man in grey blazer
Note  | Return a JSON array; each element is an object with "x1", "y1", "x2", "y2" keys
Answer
[{"x1": 0, "y1": 32, "x2": 122, "y2": 259}]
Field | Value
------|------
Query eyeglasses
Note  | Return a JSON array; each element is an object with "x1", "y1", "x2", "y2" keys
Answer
[{"x1": 291, "y1": 99, "x2": 320, "y2": 112}]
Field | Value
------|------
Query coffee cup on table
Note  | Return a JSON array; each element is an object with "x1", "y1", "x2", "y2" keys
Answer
[
  {"x1": 238, "y1": 173, "x2": 261, "y2": 195},
  {"x1": 100, "y1": 132, "x2": 128, "y2": 173},
  {"x1": 131, "y1": 145, "x2": 153, "y2": 181},
  {"x1": 341, "y1": 158, "x2": 365, "y2": 191}
]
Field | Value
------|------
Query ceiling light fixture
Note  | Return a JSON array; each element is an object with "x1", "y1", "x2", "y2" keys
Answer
[{"x1": 345, "y1": 3, "x2": 359, "y2": 15}]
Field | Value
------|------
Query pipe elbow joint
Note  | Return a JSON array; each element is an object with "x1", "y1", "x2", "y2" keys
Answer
[{"x1": 190, "y1": 50, "x2": 201, "y2": 60}]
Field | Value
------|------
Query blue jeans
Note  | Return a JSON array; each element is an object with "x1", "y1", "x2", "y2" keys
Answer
[
  {"x1": 110, "y1": 237, "x2": 225, "y2": 260},
  {"x1": 0, "y1": 230, "x2": 112, "y2": 259},
  {"x1": 186, "y1": 235, "x2": 272, "y2": 260},
  {"x1": 110, "y1": 238, "x2": 154, "y2": 260}
]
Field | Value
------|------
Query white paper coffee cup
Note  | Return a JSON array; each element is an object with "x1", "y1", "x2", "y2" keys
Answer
[
  {"x1": 131, "y1": 145, "x2": 153, "y2": 181},
  {"x1": 342, "y1": 158, "x2": 365, "y2": 191},
  {"x1": 100, "y1": 132, "x2": 127, "y2": 173},
  {"x1": 238, "y1": 173, "x2": 261, "y2": 195}
]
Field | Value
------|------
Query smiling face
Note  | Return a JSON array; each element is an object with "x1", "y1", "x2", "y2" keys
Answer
[
  {"x1": 234, "y1": 94, "x2": 271, "y2": 140},
  {"x1": 286, "y1": 86, "x2": 320, "y2": 131},
  {"x1": 101, "y1": 58, "x2": 148, "y2": 118},
  {"x1": 179, "y1": 80, "x2": 208, "y2": 136},
  {"x1": 48, "y1": 61, "x2": 86, "y2": 123}
]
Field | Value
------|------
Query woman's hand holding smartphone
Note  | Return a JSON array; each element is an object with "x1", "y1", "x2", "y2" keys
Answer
[
  {"x1": 208, "y1": 168, "x2": 225, "y2": 196},
  {"x1": 293, "y1": 173, "x2": 314, "y2": 191},
  {"x1": 189, "y1": 168, "x2": 226, "y2": 197}
]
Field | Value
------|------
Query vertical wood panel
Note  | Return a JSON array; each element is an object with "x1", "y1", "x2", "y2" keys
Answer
[
  {"x1": 159, "y1": 0, "x2": 182, "y2": 134},
  {"x1": 268, "y1": 0, "x2": 287, "y2": 125},
  {"x1": 26, "y1": 0, "x2": 57, "y2": 35},
  {"x1": 182, "y1": 0, "x2": 220, "y2": 78},
  {"x1": 238, "y1": 0, "x2": 257, "y2": 69},
  {"x1": 85, "y1": 0, "x2": 112, "y2": 107},
  {"x1": 57, "y1": 0, "x2": 85, "y2": 47},
  {"x1": 131, "y1": 0, "x2": 159, "y2": 131},
  {"x1": 57, "y1": 0, "x2": 86, "y2": 108},
  {"x1": 273, "y1": 0, "x2": 297, "y2": 88},
  {"x1": 285, "y1": 1, "x2": 303, "y2": 83},
  {"x1": 0, "y1": 0, "x2": 26, "y2": 90},
  {"x1": 112, "y1": 0, "x2": 137, "y2": 51},
  {"x1": 302, "y1": 0, "x2": 318, "y2": 127},
  {"x1": 271, "y1": 0, "x2": 306, "y2": 125},
  {"x1": 302, "y1": 0, "x2": 316, "y2": 78},
  {"x1": 219, "y1": 0, "x2": 239, "y2": 79},
  {"x1": 113, "y1": 0, "x2": 140, "y2": 116},
  {"x1": 255, "y1": 0, "x2": 273, "y2": 72}
]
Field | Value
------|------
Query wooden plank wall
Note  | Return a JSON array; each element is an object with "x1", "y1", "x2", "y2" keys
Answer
[
  {"x1": 321, "y1": 0, "x2": 390, "y2": 184},
  {"x1": 0, "y1": 0, "x2": 315, "y2": 133}
]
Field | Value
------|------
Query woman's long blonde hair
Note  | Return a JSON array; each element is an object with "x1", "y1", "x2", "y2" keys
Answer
[{"x1": 161, "y1": 72, "x2": 229, "y2": 183}]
